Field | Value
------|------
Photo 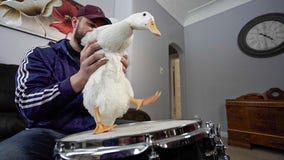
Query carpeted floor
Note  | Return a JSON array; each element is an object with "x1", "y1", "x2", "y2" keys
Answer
[{"x1": 222, "y1": 138, "x2": 284, "y2": 160}]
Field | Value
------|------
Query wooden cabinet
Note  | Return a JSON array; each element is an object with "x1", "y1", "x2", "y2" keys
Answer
[{"x1": 226, "y1": 88, "x2": 284, "y2": 150}]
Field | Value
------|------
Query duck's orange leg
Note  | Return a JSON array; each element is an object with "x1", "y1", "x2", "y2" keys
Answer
[
  {"x1": 130, "y1": 91, "x2": 161, "y2": 110},
  {"x1": 93, "y1": 106, "x2": 116, "y2": 134}
]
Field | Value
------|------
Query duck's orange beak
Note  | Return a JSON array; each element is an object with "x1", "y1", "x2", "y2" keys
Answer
[{"x1": 147, "y1": 20, "x2": 161, "y2": 36}]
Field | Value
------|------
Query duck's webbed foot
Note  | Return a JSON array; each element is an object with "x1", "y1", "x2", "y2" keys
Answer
[
  {"x1": 130, "y1": 91, "x2": 161, "y2": 110},
  {"x1": 93, "y1": 106, "x2": 117, "y2": 134},
  {"x1": 93, "y1": 122, "x2": 116, "y2": 134}
]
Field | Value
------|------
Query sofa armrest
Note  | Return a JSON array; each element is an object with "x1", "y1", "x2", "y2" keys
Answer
[
  {"x1": 0, "y1": 113, "x2": 26, "y2": 141},
  {"x1": 0, "y1": 63, "x2": 27, "y2": 141}
]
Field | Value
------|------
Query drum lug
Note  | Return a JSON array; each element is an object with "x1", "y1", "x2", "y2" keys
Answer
[
  {"x1": 205, "y1": 121, "x2": 216, "y2": 138},
  {"x1": 59, "y1": 143, "x2": 65, "y2": 154},
  {"x1": 146, "y1": 134, "x2": 160, "y2": 160},
  {"x1": 54, "y1": 143, "x2": 66, "y2": 160}
]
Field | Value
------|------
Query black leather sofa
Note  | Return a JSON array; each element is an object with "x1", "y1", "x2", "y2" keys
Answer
[{"x1": 0, "y1": 63, "x2": 26, "y2": 141}]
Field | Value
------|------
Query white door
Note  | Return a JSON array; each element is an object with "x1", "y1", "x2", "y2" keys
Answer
[{"x1": 169, "y1": 53, "x2": 182, "y2": 119}]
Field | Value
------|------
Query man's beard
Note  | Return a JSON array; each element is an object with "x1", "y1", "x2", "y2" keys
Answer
[{"x1": 73, "y1": 28, "x2": 85, "y2": 50}]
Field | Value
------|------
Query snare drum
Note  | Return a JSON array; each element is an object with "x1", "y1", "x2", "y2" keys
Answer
[{"x1": 54, "y1": 120, "x2": 224, "y2": 160}]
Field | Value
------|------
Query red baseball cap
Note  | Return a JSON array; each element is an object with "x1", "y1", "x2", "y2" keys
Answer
[{"x1": 76, "y1": 5, "x2": 112, "y2": 24}]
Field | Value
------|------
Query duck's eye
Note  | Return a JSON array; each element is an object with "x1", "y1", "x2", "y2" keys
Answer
[{"x1": 143, "y1": 13, "x2": 146, "y2": 16}]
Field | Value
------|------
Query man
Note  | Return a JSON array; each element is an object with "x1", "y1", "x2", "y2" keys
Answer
[{"x1": 0, "y1": 5, "x2": 128, "y2": 160}]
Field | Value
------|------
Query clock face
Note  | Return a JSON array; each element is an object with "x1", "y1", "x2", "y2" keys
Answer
[
  {"x1": 246, "y1": 21, "x2": 284, "y2": 51},
  {"x1": 238, "y1": 13, "x2": 284, "y2": 58}
]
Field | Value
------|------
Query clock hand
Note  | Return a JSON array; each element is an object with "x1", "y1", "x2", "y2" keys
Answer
[{"x1": 259, "y1": 33, "x2": 274, "y2": 41}]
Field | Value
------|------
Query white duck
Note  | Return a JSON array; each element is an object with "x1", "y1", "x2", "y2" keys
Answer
[{"x1": 81, "y1": 11, "x2": 161, "y2": 134}]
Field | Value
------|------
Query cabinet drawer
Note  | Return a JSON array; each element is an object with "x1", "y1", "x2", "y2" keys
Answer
[
  {"x1": 277, "y1": 108, "x2": 284, "y2": 122},
  {"x1": 247, "y1": 107, "x2": 284, "y2": 136},
  {"x1": 247, "y1": 107, "x2": 276, "y2": 121},
  {"x1": 226, "y1": 105, "x2": 249, "y2": 130},
  {"x1": 250, "y1": 133, "x2": 284, "y2": 150},
  {"x1": 228, "y1": 130, "x2": 251, "y2": 148},
  {"x1": 249, "y1": 120, "x2": 278, "y2": 135}
]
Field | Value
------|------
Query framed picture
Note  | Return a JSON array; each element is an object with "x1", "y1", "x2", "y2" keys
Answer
[{"x1": 0, "y1": 0, "x2": 82, "y2": 41}]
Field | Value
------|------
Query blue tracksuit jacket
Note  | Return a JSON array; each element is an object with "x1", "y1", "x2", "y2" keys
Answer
[{"x1": 15, "y1": 39, "x2": 96, "y2": 133}]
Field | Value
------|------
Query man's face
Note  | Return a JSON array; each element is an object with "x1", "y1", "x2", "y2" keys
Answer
[{"x1": 73, "y1": 17, "x2": 107, "y2": 49}]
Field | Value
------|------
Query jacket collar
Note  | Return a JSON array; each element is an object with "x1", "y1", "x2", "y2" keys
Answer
[{"x1": 48, "y1": 39, "x2": 69, "y2": 54}]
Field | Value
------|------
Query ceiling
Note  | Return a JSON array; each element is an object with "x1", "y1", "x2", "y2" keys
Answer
[{"x1": 155, "y1": 0, "x2": 252, "y2": 27}]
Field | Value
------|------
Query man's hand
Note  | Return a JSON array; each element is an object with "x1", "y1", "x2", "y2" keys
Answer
[
  {"x1": 70, "y1": 40, "x2": 108, "y2": 93},
  {"x1": 121, "y1": 54, "x2": 128, "y2": 73}
]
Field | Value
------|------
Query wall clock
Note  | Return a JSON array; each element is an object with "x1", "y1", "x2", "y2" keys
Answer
[{"x1": 238, "y1": 13, "x2": 284, "y2": 58}]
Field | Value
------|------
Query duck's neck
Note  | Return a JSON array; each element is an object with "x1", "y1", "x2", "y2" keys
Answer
[
  {"x1": 116, "y1": 20, "x2": 134, "y2": 37},
  {"x1": 101, "y1": 21, "x2": 133, "y2": 53}
]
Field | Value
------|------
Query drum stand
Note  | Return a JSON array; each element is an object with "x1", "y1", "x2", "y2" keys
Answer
[{"x1": 205, "y1": 122, "x2": 230, "y2": 160}]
